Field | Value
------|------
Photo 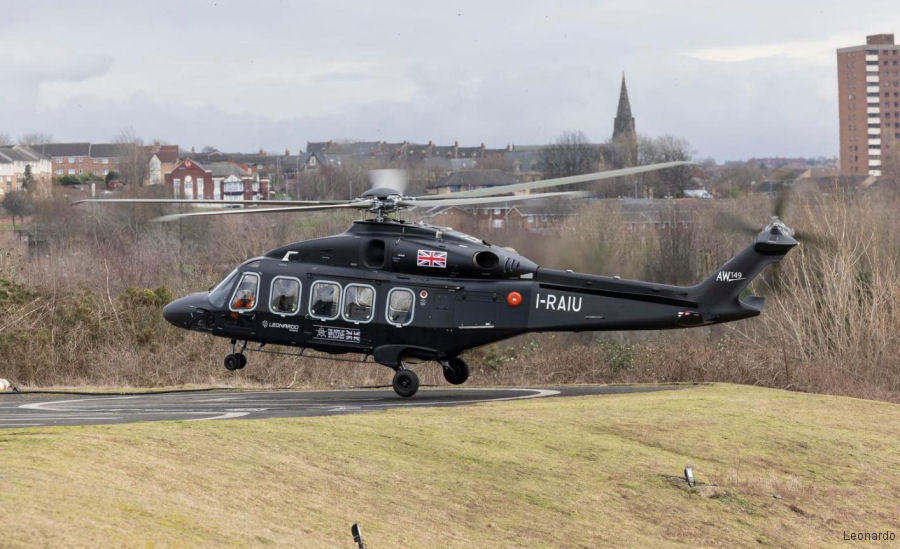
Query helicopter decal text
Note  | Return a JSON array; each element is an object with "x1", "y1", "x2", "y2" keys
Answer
[
  {"x1": 416, "y1": 250, "x2": 447, "y2": 268},
  {"x1": 314, "y1": 325, "x2": 361, "y2": 343},
  {"x1": 535, "y1": 293, "x2": 583, "y2": 312},
  {"x1": 716, "y1": 271, "x2": 744, "y2": 282},
  {"x1": 262, "y1": 320, "x2": 299, "y2": 332}
]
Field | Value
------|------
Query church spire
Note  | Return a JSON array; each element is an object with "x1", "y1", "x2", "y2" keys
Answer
[{"x1": 613, "y1": 73, "x2": 635, "y2": 139}]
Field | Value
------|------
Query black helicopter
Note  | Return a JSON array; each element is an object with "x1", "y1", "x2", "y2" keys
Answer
[{"x1": 77, "y1": 162, "x2": 797, "y2": 397}]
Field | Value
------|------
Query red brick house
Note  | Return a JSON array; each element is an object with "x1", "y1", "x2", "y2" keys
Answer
[
  {"x1": 36, "y1": 142, "x2": 120, "y2": 179},
  {"x1": 165, "y1": 158, "x2": 214, "y2": 199}
]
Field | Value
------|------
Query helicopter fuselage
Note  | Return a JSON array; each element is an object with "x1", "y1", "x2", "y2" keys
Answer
[{"x1": 163, "y1": 218, "x2": 797, "y2": 368}]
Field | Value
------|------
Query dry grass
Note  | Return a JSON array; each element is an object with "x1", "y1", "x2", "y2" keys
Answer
[
  {"x1": 2, "y1": 189, "x2": 900, "y2": 402},
  {"x1": 1, "y1": 384, "x2": 898, "y2": 547}
]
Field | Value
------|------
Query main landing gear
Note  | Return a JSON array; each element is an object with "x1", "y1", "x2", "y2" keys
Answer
[
  {"x1": 389, "y1": 357, "x2": 470, "y2": 398},
  {"x1": 224, "y1": 339, "x2": 248, "y2": 371},
  {"x1": 441, "y1": 357, "x2": 470, "y2": 385}
]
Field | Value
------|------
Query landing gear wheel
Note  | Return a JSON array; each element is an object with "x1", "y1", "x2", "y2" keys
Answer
[
  {"x1": 392, "y1": 369, "x2": 419, "y2": 398},
  {"x1": 224, "y1": 353, "x2": 246, "y2": 371},
  {"x1": 442, "y1": 357, "x2": 470, "y2": 385}
]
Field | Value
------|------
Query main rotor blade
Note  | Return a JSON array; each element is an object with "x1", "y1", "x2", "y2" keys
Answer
[
  {"x1": 401, "y1": 190, "x2": 586, "y2": 208},
  {"x1": 773, "y1": 186, "x2": 792, "y2": 219},
  {"x1": 73, "y1": 198, "x2": 349, "y2": 206},
  {"x1": 792, "y1": 229, "x2": 834, "y2": 249},
  {"x1": 716, "y1": 212, "x2": 760, "y2": 235},
  {"x1": 417, "y1": 161, "x2": 690, "y2": 200},
  {"x1": 152, "y1": 201, "x2": 372, "y2": 222}
]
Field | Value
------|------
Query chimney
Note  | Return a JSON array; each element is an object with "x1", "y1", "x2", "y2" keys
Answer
[
  {"x1": 190, "y1": 146, "x2": 195, "y2": 154},
  {"x1": 259, "y1": 148, "x2": 265, "y2": 156},
  {"x1": 285, "y1": 148, "x2": 290, "y2": 156},
  {"x1": 454, "y1": 140, "x2": 458, "y2": 148},
  {"x1": 428, "y1": 140, "x2": 433, "y2": 147},
  {"x1": 480, "y1": 142, "x2": 485, "y2": 150}
]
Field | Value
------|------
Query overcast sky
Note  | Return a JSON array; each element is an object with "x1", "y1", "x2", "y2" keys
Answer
[{"x1": 2, "y1": 1, "x2": 899, "y2": 161}]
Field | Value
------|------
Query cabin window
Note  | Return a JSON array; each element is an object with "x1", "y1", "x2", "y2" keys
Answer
[
  {"x1": 270, "y1": 276, "x2": 301, "y2": 315},
  {"x1": 309, "y1": 280, "x2": 342, "y2": 320},
  {"x1": 343, "y1": 284, "x2": 375, "y2": 323},
  {"x1": 386, "y1": 288, "x2": 414, "y2": 327},
  {"x1": 229, "y1": 273, "x2": 260, "y2": 311},
  {"x1": 209, "y1": 269, "x2": 239, "y2": 308}
]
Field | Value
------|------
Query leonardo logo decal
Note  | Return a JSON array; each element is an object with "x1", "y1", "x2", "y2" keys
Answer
[
  {"x1": 716, "y1": 271, "x2": 744, "y2": 282},
  {"x1": 262, "y1": 320, "x2": 299, "y2": 332},
  {"x1": 416, "y1": 249, "x2": 447, "y2": 268}
]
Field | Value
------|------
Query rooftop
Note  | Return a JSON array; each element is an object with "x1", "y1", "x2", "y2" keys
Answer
[{"x1": 428, "y1": 169, "x2": 520, "y2": 190}]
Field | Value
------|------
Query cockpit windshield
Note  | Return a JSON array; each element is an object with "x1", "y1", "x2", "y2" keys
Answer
[{"x1": 208, "y1": 269, "x2": 239, "y2": 308}]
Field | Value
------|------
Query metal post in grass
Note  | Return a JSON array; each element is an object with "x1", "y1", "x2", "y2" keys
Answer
[{"x1": 351, "y1": 523, "x2": 367, "y2": 549}]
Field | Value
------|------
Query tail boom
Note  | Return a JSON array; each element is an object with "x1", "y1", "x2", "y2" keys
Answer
[{"x1": 525, "y1": 220, "x2": 797, "y2": 332}]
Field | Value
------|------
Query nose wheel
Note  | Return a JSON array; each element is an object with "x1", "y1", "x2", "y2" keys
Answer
[{"x1": 392, "y1": 368, "x2": 419, "y2": 398}]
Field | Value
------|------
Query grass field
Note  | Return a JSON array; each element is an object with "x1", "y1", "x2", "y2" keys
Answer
[{"x1": 1, "y1": 383, "x2": 898, "y2": 547}]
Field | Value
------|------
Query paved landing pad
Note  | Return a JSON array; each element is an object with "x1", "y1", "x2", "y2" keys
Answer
[{"x1": 0, "y1": 385, "x2": 683, "y2": 428}]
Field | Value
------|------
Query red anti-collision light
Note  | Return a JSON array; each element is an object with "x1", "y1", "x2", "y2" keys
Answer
[{"x1": 507, "y1": 291, "x2": 523, "y2": 307}]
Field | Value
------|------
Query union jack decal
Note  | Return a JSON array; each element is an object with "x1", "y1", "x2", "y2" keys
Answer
[{"x1": 417, "y1": 249, "x2": 447, "y2": 268}]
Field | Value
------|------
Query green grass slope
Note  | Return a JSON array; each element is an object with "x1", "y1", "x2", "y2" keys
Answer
[{"x1": 1, "y1": 384, "x2": 898, "y2": 547}]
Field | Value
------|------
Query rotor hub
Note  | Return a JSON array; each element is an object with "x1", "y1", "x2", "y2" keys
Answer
[
  {"x1": 765, "y1": 216, "x2": 794, "y2": 237},
  {"x1": 366, "y1": 194, "x2": 405, "y2": 221}
]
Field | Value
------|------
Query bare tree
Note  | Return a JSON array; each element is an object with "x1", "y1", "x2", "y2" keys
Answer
[
  {"x1": 603, "y1": 134, "x2": 638, "y2": 170},
  {"x1": 637, "y1": 134, "x2": 694, "y2": 196},
  {"x1": 712, "y1": 162, "x2": 764, "y2": 197},
  {"x1": 881, "y1": 134, "x2": 900, "y2": 189},
  {"x1": 19, "y1": 132, "x2": 52, "y2": 145},
  {"x1": 0, "y1": 133, "x2": 12, "y2": 146},
  {"x1": 115, "y1": 127, "x2": 151, "y2": 186},
  {"x1": 539, "y1": 130, "x2": 598, "y2": 178}
]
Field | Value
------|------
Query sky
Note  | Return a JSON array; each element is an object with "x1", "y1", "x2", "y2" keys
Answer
[{"x1": 1, "y1": 0, "x2": 899, "y2": 162}]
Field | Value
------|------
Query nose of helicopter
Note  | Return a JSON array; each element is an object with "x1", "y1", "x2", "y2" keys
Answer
[{"x1": 163, "y1": 292, "x2": 209, "y2": 328}]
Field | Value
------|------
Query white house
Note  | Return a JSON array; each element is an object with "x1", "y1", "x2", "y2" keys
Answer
[{"x1": 0, "y1": 145, "x2": 53, "y2": 196}]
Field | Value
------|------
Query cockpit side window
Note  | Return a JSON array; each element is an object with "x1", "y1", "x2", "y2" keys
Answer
[
  {"x1": 386, "y1": 288, "x2": 414, "y2": 327},
  {"x1": 209, "y1": 269, "x2": 240, "y2": 308},
  {"x1": 309, "y1": 280, "x2": 342, "y2": 320},
  {"x1": 270, "y1": 277, "x2": 301, "y2": 315},
  {"x1": 342, "y1": 284, "x2": 375, "y2": 323},
  {"x1": 229, "y1": 273, "x2": 260, "y2": 311}
]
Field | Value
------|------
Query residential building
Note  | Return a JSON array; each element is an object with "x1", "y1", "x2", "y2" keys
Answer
[
  {"x1": 148, "y1": 145, "x2": 180, "y2": 186},
  {"x1": 426, "y1": 169, "x2": 521, "y2": 195},
  {"x1": 505, "y1": 145, "x2": 545, "y2": 181},
  {"x1": 196, "y1": 149, "x2": 296, "y2": 194},
  {"x1": 165, "y1": 158, "x2": 214, "y2": 199},
  {"x1": 0, "y1": 145, "x2": 52, "y2": 196},
  {"x1": 164, "y1": 158, "x2": 269, "y2": 201},
  {"x1": 34, "y1": 142, "x2": 121, "y2": 178},
  {"x1": 206, "y1": 161, "x2": 268, "y2": 201},
  {"x1": 837, "y1": 33, "x2": 900, "y2": 176}
]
